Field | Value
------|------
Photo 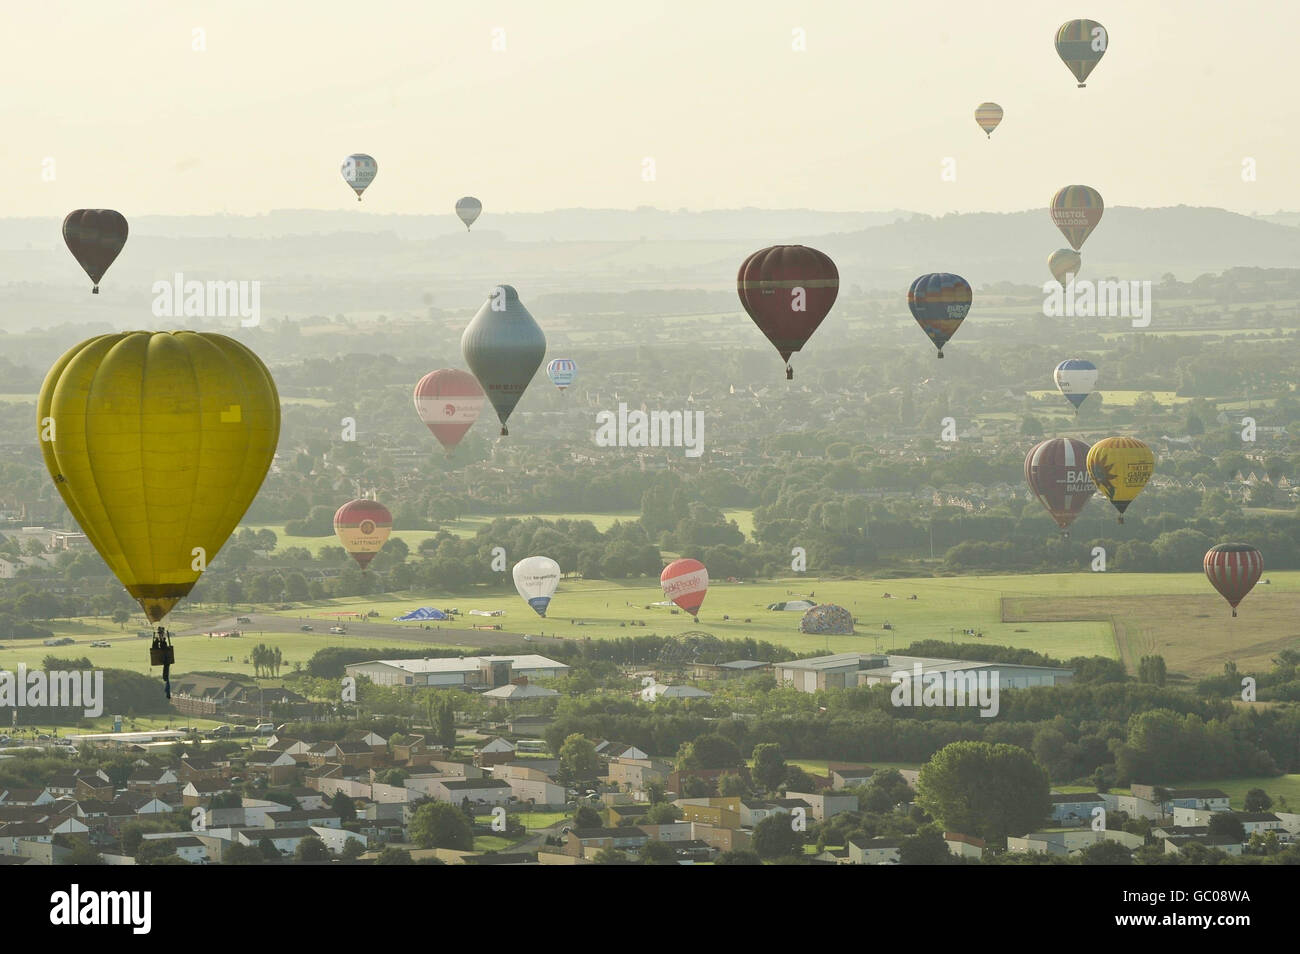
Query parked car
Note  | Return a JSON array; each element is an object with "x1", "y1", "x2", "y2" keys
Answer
[
  {"x1": 232, "y1": 725, "x2": 249, "y2": 736},
  {"x1": 300, "y1": 625, "x2": 313, "y2": 631},
  {"x1": 211, "y1": 725, "x2": 232, "y2": 737},
  {"x1": 329, "y1": 626, "x2": 346, "y2": 634},
  {"x1": 254, "y1": 723, "x2": 274, "y2": 735},
  {"x1": 236, "y1": 616, "x2": 252, "y2": 624}
]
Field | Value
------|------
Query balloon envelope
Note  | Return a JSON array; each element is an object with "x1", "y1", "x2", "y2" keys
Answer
[
  {"x1": 974, "y1": 102, "x2": 1003, "y2": 137},
  {"x1": 456, "y1": 197, "x2": 482, "y2": 230},
  {"x1": 1203, "y1": 544, "x2": 1264, "y2": 616},
  {"x1": 63, "y1": 210, "x2": 128, "y2": 293},
  {"x1": 1056, "y1": 19, "x2": 1108, "y2": 87},
  {"x1": 660, "y1": 558, "x2": 709, "y2": 617},
  {"x1": 908, "y1": 273, "x2": 971, "y2": 358},
  {"x1": 1054, "y1": 358, "x2": 1098, "y2": 409},
  {"x1": 1051, "y1": 186, "x2": 1104, "y2": 251},
  {"x1": 334, "y1": 499, "x2": 392, "y2": 568},
  {"x1": 1086, "y1": 437, "x2": 1154, "y2": 521},
  {"x1": 341, "y1": 154, "x2": 378, "y2": 200},
  {"x1": 38, "y1": 332, "x2": 280, "y2": 621},
  {"x1": 547, "y1": 358, "x2": 577, "y2": 390},
  {"x1": 1025, "y1": 438, "x2": 1094, "y2": 532},
  {"x1": 737, "y1": 245, "x2": 838, "y2": 378},
  {"x1": 414, "y1": 369, "x2": 485, "y2": 453},
  {"x1": 513, "y1": 555, "x2": 561, "y2": 617},
  {"x1": 461, "y1": 285, "x2": 547, "y2": 436},
  {"x1": 1048, "y1": 248, "x2": 1082, "y2": 287}
]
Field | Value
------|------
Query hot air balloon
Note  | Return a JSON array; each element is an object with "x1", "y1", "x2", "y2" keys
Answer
[
  {"x1": 737, "y1": 245, "x2": 838, "y2": 379},
  {"x1": 974, "y1": 102, "x2": 1003, "y2": 138},
  {"x1": 513, "y1": 555, "x2": 561, "y2": 617},
  {"x1": 341, "y1": 154, "x2": 378, "y2": 201},
  {"x1": 461, "y1": 285, "x2": 547, "y2": 436},
  {"x1": 660, "y1": 558, "x2": 708, "y2": 620},
  {"x1": 1024, "y1": 438, "x2": 1094, "y2": 535},
  {"x1": 1048, "y1": 248, "x2": 1082, "y2": 287},
  {"x1": 1086, "y1": 437, "x2": 1154, "y2": 523},
  {"x1": 38, "y1": 332, "x2": 280, "y2": 697},
  {"x1": 334, "y1": 499, "x2": 392, "y2": 568},
  {"x1": 1054, "y1": 359, "x2": 1098, "y2": 411},
  {"x1": 456, "y1": 197, "x2": 482, "y2": 230},
  {"x1": 1051, "y1": 186, "x2": 1104, "y2": 251},
  {"x1": 62, "y1": 210, "x2": 128, "y2": 294},
  {"x1": 413, "y1": 369, "x2": 485, "y2": 454},
  {"x1": 1204, "y1": 544, "x2": 1264, "y2": 617},
  {"x1": 908, "y1": 273, "x2": 971, "y2": 358},
  {"x1": 547, "y1": 358, "x2": 577, "y2": 391},
  {"x1": 1056, "y1": 19, "x2": 1108, "y2": 88}
]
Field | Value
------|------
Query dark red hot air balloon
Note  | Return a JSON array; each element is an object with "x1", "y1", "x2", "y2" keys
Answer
[
  {"x1": 737, "y1": 245, "x2": 838, "y2": 379},
  {"x1": 1203, "y1": 544, "x2": 1263, "y2": 617},
  {"x1": 1025, "y1": 438, "x2": 1094, "y2": 535},
  {"x1": 63, "y1": 209, "x2": 128, "y2": 294}
]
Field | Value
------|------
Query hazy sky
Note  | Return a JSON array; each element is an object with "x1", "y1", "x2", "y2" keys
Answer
[{"x1": 5, "y1": 0, "x2": 1298, "y2": 217}]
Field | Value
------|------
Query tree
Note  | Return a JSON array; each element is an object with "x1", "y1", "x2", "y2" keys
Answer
[
  {"x1": 64, "y1": 840, "x2": 104, "y2": 865},
  {"x1": 1078, "y1": 840, "x2": 1132, "y2": 865},
  {"x1": 675, "y1": 733, "x2": 742, "y2": 771},
  {"x1": 222, "y1": 842, "x2": 262, "y2": 865},
  {"x1": 375, "y1": 846, "x2": 413, "y2": 865},
  {"x1": 752, "y1": 814, "x2": 804, "y2": 860},
  {"x1": 1020, "y1": 415, "x2": 1044, "y2": 438},
  {"x1": 752, "y1": 742, "x2": 786, "y2": 792},
  {"x1": 899, "y1": 827, "x2": 951, "y2": 865},
  {"x1": 593, "y1": 848, "x2": 629, "y2": 865},
  {"x1": 573, "y1": 805, "x2": 602, "y2": 829},
  {"x1": 329, "y1": 790, "x2": 357, "y2": 823},
  {"x1": 1244, "y1": 788, "x2": 1272, "y2": 812},
  {"x1": 409, "y1": 802, "x2": 473, "y2": 850},
  {"x1": 1138, "y1": 655, "x2": 1167, "y2": 686},
  {"x1": 717, "y1": 772, "x2": 748, "y2": 797},
  {"x1": 295, "y1": 837, "x2": 330, "y2": 863},
  {"x1": 1207, "y1": 813, "x2": 1246, "y2": 842},
  {"x1": 111, "y1": 608, "x2": 130, "y2": 629},
  {"x1": 341, "y1": 839, "x2": 366, "y2": 862},
  {"x1": 639, "y1": 839, "x2": 677, "y2": 865},
  {"x1": 915, "y1": 742, "x2": 1051, "y2": 844},
  {"x1": 644, "y1": 802, "x2": 681, "y2": 825},
  {"x1": 715, "y1": 849, "x2": 762, "y2": 865},
  {"x1": 559, "y1": 734, "x2": 600, "y2": 785}
]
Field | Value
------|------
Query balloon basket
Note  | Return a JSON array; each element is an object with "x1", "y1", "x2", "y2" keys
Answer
[
  {"x1": 149, "y1": 628, "x2": 175, "y2": 666},
  {"x1": 937, "y1": 351, "x2": 944, "y2": 359},
  {"x1": 785, "y1": 366, "x2": 793, "y2": 380},
  {"x1": 500, "y1": 426, "x2": 508, "y2": 436},
  {"x1": 92, "y1": 287, "x2": 99, "y2": 295}
]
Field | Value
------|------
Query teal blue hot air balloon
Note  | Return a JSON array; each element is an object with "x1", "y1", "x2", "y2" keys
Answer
[{"x1": 461, "y1": 285, "x2": 546, "y2": 436}]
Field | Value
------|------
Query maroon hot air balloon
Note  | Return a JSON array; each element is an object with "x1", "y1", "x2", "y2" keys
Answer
[
  {"x1": 1203, "y1": 544, "x2": 1263, "y2": 617},
  {"x1": 1025, "y1": 438, "x2": 1094, "y2": 535},
  {"x1": 737, "y1": 245, "x2": 838, "y2": 379}
]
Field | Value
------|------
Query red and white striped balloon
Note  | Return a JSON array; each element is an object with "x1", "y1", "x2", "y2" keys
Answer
[{"x1": 1203, "y1": 544, "x2": 1263, "y2": 617}]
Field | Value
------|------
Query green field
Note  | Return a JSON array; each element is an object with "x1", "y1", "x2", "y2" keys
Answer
[
  {"x1": 7, "y1": 571, "x2": 1297, "y2": 680},
  {"x1": 1025, "y1": 389, "x2": 1189, "y2": 407}
]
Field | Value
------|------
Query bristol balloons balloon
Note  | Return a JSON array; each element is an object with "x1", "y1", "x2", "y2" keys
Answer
[
  {"x1": 38, "y1": 332, "x2": 280, "y2": 622},
  {"x1": 513, "y1": 555, "x2": 561, "y2": 618},
  {"x1": 1086, "y1": 436, "x2": 1154, "y2": 523},
  {"x1": 62, "y1": 210, "x2": 128, "y2": 294},
  {"x1": 908, "y1": 273, "x2": 971, "y2": 358},
  {"x1": 1056, "y1": 19, "x2": 1108, "y2": 88},
  {"x1": 413, "y1": 369, "x2": 486, "y2": 453},
  {"x1": 341, "y1": 154, "x2": 378, "y2": 201},
  {"x1": 1024, "y1": 438, "x2": 1094, "y2": 535},
  {"x1": 461, "y1": 285, "x2": 547, "y2": 436},
  {"x1": 974, "y1": 102, "x2": 1003, "y2": 137},
  {"x1": 1048, "y1": 248, "x2": 1082, "y2": 287},
  {"x1": 1051, "y1": 186, "x2": 1104, "y2": 251},
  {"x1": 1203, "y1": 544, "x2": 1264, "y2": 617},
  {"x1": 660, "y1": 558, "x2": 709, "y2": 620},
  {"x1": 334, "y1": 499, "x2": 392, "y2": 568},
  {"x1": 1054, "y1": 358, "x2": 1098, "y2": 411},
  {"x1": 737, "y1": 245, "x2": 838, "y2": 379},
  {"x1": 547, "y1": 358, "x2": 577, "y2": 391},
  {"x1": 455, "y1": 196, "x2": 482, "y2": 230}
]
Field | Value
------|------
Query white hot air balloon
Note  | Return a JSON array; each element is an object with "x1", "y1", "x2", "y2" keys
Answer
[
  {"x1": 341, "y1": 154, "x2": 378, "y2": 201},
  {"x1": 513, "y1": 556, "x2": 560, "y2": 617}
]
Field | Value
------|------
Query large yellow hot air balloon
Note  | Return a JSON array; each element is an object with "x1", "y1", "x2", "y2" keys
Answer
[
  {"x1": 1086, "y1": 436, "x2": 1154, "y2": 524},
  {"x1": 38, "y1": 332, "x2": 281, "y2": 622}
]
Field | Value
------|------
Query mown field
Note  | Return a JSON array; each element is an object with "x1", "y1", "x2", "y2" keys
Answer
[{"x1": 9, "y1": 572, "x2": 1295, "y2": 681}]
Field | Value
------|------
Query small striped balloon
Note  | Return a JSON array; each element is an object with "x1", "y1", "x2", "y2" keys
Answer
[{"x1": 1203, "y1": 544, "x2": 1263, "y2": 617}]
